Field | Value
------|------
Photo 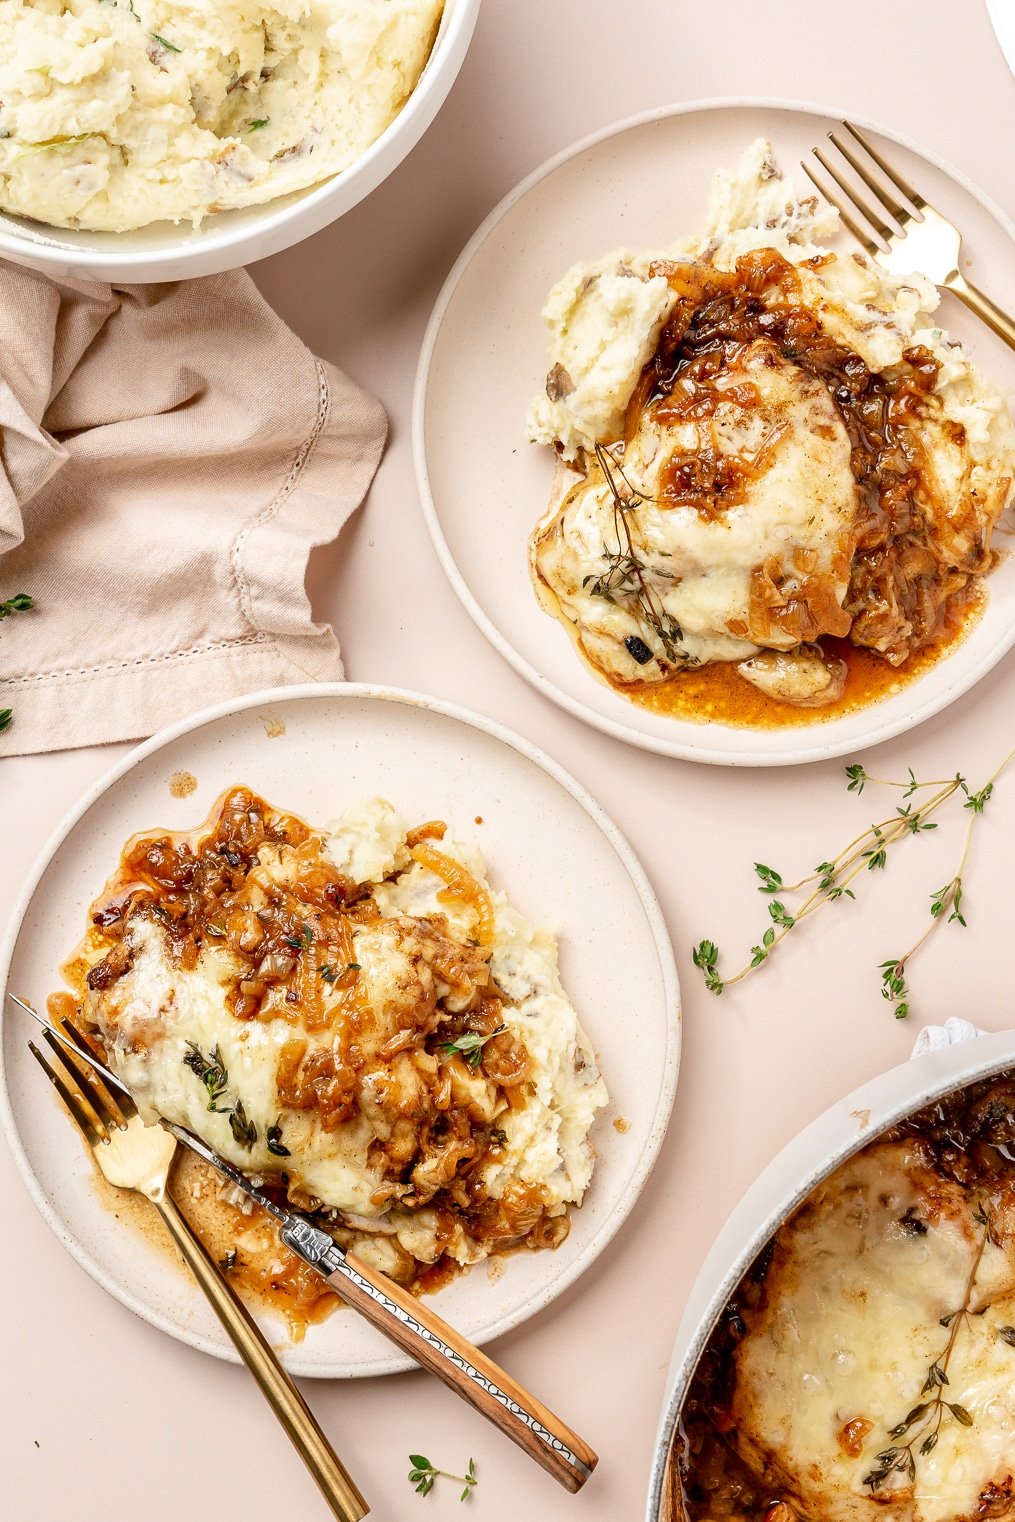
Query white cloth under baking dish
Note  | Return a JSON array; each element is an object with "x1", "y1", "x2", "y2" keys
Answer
[
  {"x1": 911, "y1": 1016, "x2": 987, "y2": 1054},
  {"x1": 0, "y1": 262, "x2": 387, "y2": 757}
]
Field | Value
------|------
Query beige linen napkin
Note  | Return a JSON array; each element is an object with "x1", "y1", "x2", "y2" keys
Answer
[{"x1": 0, "y1": 261, "x2": 387, "y2": 757}]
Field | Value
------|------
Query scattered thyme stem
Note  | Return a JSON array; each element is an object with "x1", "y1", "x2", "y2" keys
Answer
[
  {"x1": 693, "y1": 750, "x2": 1013, "y2": 1015},
  {"x1": 721, "y1": 785, "x2": 959, "y2": 987},
  {"x1": 777, "y1": 781, "x2": 962, "y2": 893},
  {"x1": 880, "y1": 748, "x2": 1015, "y2": 1008}
]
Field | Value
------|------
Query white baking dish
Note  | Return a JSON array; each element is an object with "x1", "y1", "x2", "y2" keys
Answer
[{"x1": 647, "y1": 1028, "x2": 1015, "y2": 1521}]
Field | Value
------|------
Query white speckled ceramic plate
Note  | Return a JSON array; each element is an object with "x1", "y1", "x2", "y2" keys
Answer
[
  {"x1": 414, "y1": 99, "x2": 1015, "y2": 766},
  {"x1": 0, "y1": 685, "x2": 679, "y2": 1377}
]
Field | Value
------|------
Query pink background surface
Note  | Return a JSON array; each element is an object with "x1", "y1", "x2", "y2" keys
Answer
[{"x1": 4, "y1": 2, "x2": 1015, "y2": 1518}]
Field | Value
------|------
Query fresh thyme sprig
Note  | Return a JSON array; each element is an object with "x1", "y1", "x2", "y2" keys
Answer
[
  {"x1": 875, "y1": 762, "x2": 1006, "y2": 1019},
  {"x1": 407, "y1": 1455, "x2": 478, "y2": 1502},
  {"x1": 865, "y1": 1203, "x2": 993, "y2": 1490},
  {"x1": 183, "y1": 1041, "x2": 229, "y2": 1111},
  {"x1": 692, "y1": 750, "x2": 1013, "y2": 1018},
  {"x1": 0, "y1": 591, "x2": 34, "y2": 734},
  {"x1": 438, "y1": 1025, "x2": 508, "y2": 1070},
  {"x1": 182, "y1": 1043, "x2": 259, "y2": 1150},
  {"x1": 583, "y1": 443, "x2": 697, "y2": 670}
]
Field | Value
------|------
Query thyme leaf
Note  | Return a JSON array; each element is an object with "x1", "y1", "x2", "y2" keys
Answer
[
  {"x1": 0, "y1": 592, "x2": 32, "y2": 619},
  {"x1": 0, "y1": 593, "x2": 33, "y2": 734},
  {"x1": 183, "y1": 1043, "x2": 257, "y2": 1148},
  {"x1": 879, "y1": 959, "x2": 909, "y2": 1021},
  {"x1": 228, "y1": 1099, "x2": 257, "y2": 1150},
  {"x1": 438, "y1": 1025, "x2": 507, "y2": 1071},
  {"x1": 963, "y1": 781, "x2": 994, "y2": 814},
  {"x1": 692, "y1": 940, "x2": 723, "y2": 994},
  {"x1": 754, "y1": 862, "x2": 783, "y2": 894},
  {"x1": 318, "y1": 961, "x2": 361, "y2": 985},
  {"x1": 407, "y1": 1455, "x2": 477, "y2": 1502},
  {"x1": 845, "y1": 763, "x2": 867, "y2": 793}
]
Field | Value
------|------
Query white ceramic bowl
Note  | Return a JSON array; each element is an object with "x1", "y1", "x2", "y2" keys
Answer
[
  {"x1": 0, "y1": 0, "x2": 481, "y2": 284},
  {"x1": 646, "y1": 1029, "x2": 1015, "y2": 1521}
]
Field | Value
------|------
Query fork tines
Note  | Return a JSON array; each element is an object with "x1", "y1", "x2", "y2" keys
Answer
[
  {"x1": 802, "y1": 122, "x2": 924, "y2": 255},
  {"x1": 30, "y1": 1037, "x2": 117, "y2": 1145},
  {"x1": 21, "y1": 996, "x2": 137, "y2": 1145}
]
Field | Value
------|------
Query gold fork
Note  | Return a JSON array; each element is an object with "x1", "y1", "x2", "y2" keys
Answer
[
  {"x1": 29, "y1": 1016, "x2": 368, "y2": 1522},
  {"x1": 802, "y1": 122, "x2": 1015, "y2": 351}
]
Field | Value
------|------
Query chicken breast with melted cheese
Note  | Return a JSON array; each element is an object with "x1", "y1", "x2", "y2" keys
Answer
[
  {"x1": 527, "y1": 140, "x2": 1015, "y2": 712},
  {"x1": 533, "y1": 336, "x2": 857, "y2": 684}
]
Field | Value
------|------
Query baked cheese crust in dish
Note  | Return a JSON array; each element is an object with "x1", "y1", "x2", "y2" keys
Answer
[
  {"x1": 55, "y1": 787, "x2": 606, "y2": 1333},
  {"x1": 527, "y1": 141, "x2": 1015, "y2": 728},
  {"x1": 0, "y1": 0, "x2": 443, "y2": 231},
  {"x1": 672, "y1": 1073, "x2": 1015, "y2": 1522}
]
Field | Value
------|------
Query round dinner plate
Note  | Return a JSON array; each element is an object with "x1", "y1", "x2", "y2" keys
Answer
[
  {"x1": 414, "y1": 98, "x2": 1015, "y2": 766},
  {"x1": 0, "y1": 685, "x2": 679, "y2": 1378}
]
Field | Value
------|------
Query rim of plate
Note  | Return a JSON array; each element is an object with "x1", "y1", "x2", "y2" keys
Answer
[
  {"x1": 413, "y1": 95, "x2": 1015, "y2": 768},
  {"x1": 0, "y1": 682, "x2": 680, "y2": 1377}
]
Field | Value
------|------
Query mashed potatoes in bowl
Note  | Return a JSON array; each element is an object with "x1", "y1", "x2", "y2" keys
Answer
[
  {"x1": 527, "y1": 141, "x2": 1015, "y2": 727},
  {"x1": 57, "y1": 785, "x2": 607, "y2": 1333},
  {"x1": 0, "y1": 0, "x2": 444, "y2": 231},
  {"x1": 0, "y1": 0, "x2": 479, "y2": 278}
]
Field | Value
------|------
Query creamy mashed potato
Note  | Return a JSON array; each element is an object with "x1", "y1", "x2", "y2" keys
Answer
[
  {"x1": 70, "y1": 789, "x2": 606, "y2": 1284},
  {"x1": 0, "y1": 0, "x2": 443, "y2": 230},
  {"x1": 527, "y1": 141, "x2": 1015, "y2": 709}
]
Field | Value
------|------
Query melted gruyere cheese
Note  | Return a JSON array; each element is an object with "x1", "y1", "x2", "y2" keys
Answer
[{"x1": 730, "y1": 1143, "x2": 1015, "y2": 1522}]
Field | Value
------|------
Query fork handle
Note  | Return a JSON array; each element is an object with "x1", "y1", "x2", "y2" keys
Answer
[
  {"x1": 323, "y1": 1251, "x2": 597, "y2": 1493},
  {"x1": 946, "y1": 272, "x2": 1015, "y2": 351},
  {"x1": 154, "y1": 1192, "x2": 368, "y2": 1521}
]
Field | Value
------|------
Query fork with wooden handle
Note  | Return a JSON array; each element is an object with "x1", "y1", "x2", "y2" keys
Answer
[
  {"x1": 802, "y1": 121, "x2": 1015, "y2": 352},
  {"x1": 15, "y1": 997, "x2": 598, "y2": 1494},
  {"x1": 26, "y1": 1020, "x2": 369, "y2": 1522}
]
